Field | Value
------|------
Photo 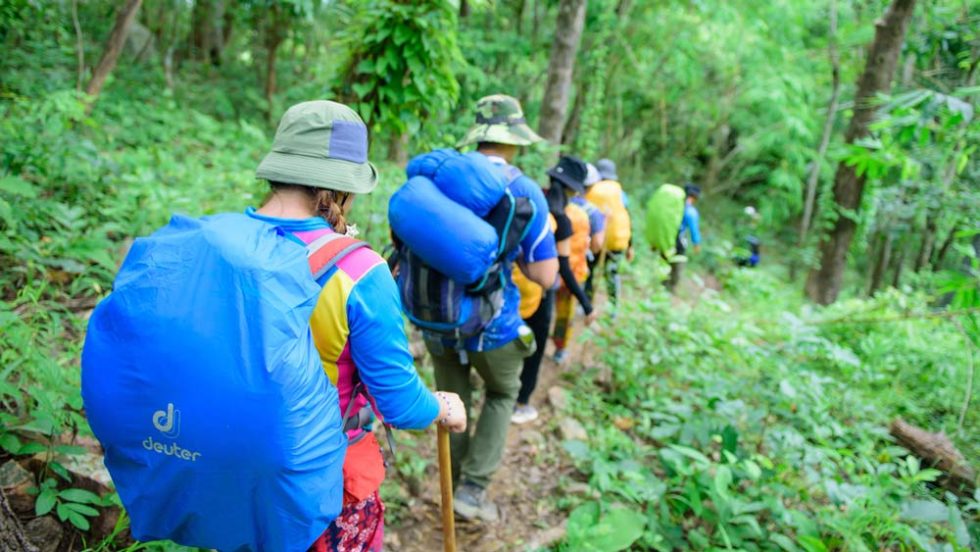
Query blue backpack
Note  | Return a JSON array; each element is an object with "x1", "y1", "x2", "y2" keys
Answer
[
  {"x1": 81, "y1": 213, "x2": 363, "y2": 552},
  {"x1": 389, "y1": 151, "x2": 535, "y2": 339}
]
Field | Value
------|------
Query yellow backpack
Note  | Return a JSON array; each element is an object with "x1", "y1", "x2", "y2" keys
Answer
[
  {"x1": 513, "y1": 214, "x2": 557, "y2": 319},
  {"x1": 586, "y1": 180, "x2": 632, "y2": 251}
]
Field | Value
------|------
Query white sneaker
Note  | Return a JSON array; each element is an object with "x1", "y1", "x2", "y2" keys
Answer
[{"x1": 510, "y1": 404, "x2": 539, "y2": 424}]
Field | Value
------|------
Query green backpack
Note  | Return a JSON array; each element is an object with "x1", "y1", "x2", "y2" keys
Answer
[{"x1": 645, "y1": 184, "x2": 686, "y2": 261}]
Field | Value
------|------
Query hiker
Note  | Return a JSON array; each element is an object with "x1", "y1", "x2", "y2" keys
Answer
[
  {"x1": 251, "y1": 101, "x2": 468, "y2": 550},
  {"x1": 584, "y1": 158, "x2": 633, "y2": 312},
  {"x1": 81, "y1": 100, "x2": 466, "y2": 552},
  {"x1": 668, "y1": 184, "x2": 702, "y2": 290},
  {"x1": 735, "y1": 206, "x2": 761, "y2": 267},
  {"x1": 645, "y1": 183, "x2": 686, "y2": 289},
  {"x1": 406, "y1": 95, "x2": 557, "y2": 522},
  {"x1": 574, "y1": 163, "x2": 608, "y2": 259},
  {"x1": 551, "y1": 159, "x2": 600, "y2": 365},
  {"x1": 512, "y1": 155, "x2": 596, "y2": 424}
]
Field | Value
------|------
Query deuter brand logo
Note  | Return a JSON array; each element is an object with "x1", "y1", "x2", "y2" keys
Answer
[
  {"x1": 152, "y1": 403, "x2": 180, "y2": 438},
  {"x1": 144, "y1": 403, "x2": 202, "y2": 462}
]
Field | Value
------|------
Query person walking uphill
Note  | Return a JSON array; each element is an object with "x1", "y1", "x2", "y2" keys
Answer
[
  {"x1": 670, "y1": 184, "x2": 702, "y2": 290},
  {"x1": 645, "y1": 183, "x2": 702, "y2": 291},
  {"x1": 251, "y1": 101, "x2": 468, "y2": 551},
  {"x1": 584, "y1": 158, "x2": 633, "y2": 312},
  {"x1": 80, "y1": 100, "x2": 465, "y2": 552},
  {"x1": 512, "y1": 155, "x2": 596, "y2": 424},
  {"x1": 427, "y1": 95, "x2": 558, "y2": 522}
]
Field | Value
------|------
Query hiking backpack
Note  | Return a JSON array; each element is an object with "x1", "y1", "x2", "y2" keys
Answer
[
  {"x1": 388, "y1": 150, "x2": 536, "y2": 339},
  {"x1": 645, "y1": 183, "x2": 686, "y2": 260},
  {"x1": 586, "y1": 179, "x2": 632, "y2": 251},
  {"x1": 81, "y1": 213, "x2": 367, "y2": 552}
]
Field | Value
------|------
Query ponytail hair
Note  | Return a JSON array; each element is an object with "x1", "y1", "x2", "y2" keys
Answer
[
  {"x1": 267, "y1": 182, "x2": 349, "y2": 234},
  {"x1": 311, "y1": 188, "x2": 349, "y2": 235}
]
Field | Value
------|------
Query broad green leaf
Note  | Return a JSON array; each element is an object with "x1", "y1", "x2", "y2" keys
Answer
[
  {"x1": 66, "y1": 510, "x2": 90, "y2": 531},
  {"x1": 62, "y1": 501, "x2": 99, "y2": 517},
  {"x1": 35, "y1": 489, "x2": 56, "y2": 516},
  {"x1": 0, "y1": 176, "x2": 37, "y2": 198},
  {"x1": 798, "y1": 535, "x2": 828, "y2": 552},
  {"x1": 59, "y1": 488, "x2": 102, "y2": 504},
  {"x1": 0, "y1": 433, "x2": 21, "y2": 453},
  {"x1": 714, "y1": 465, "x2": 733, "y2": 499},
  {"x1": 667, "y1": 444, "x2": 711, "y2": 466}
]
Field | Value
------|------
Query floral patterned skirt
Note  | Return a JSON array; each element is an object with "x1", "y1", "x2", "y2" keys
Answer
[{"x1": 309, "y1": 491, "x2": 385, "y2": 552}]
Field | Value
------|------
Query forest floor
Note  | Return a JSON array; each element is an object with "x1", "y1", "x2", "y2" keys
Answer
[
  {"x1": 386, "y1": 268, "x2": 727, "y2": 551},
  {"x1": 387, "y1": 318, "x2": 599, "y2": 551}
]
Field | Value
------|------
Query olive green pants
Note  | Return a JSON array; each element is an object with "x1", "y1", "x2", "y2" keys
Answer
[{"x1": 426, "y1": 337, "x2": 535, "y2": 488}]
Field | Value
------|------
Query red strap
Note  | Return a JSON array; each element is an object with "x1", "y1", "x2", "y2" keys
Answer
[{"x1": 307, "y1": 235, "x2": 367, "y2": 279}]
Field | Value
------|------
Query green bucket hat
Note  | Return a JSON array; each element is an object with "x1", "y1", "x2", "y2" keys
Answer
[
  {"x1": 457, "y1": 94, "x2": 545, "y2": 148},
  {"x1": 256, "y1": 100, "x2": 378, "y2": 194}
]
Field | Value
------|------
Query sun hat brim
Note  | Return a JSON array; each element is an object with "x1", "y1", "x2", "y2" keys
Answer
[
  {"x1": 256, "y1": 151, "x2": 378, "y2": 194},
  {"x1": 457, "y1": 121, "x2": 545, "y2": 148},
  {"x1": 547, "y1": 168, "x2": 585, "y2": 194}
]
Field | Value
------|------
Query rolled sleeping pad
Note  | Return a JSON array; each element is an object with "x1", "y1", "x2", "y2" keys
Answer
[
  {"x1": 389, "y1": 176, "x2": 499, "y2": 284},
  {"x1": 405, "y1": 149, "x2": 507, "y2": 218}
]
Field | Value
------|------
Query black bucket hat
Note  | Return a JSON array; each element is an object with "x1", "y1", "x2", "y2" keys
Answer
[{"x1": 547, "y1": 155, "x2": 588, "y2": 194}]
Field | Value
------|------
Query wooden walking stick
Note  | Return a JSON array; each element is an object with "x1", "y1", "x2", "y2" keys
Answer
[{"x1": 437, "y1": 425, "x2": 457, "y2": 552}]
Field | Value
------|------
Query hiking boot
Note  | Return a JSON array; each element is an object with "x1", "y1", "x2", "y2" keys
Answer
[
  {"x1": 454, "y1": 481, "x2": 499, "y2": 522},
  {"x1": 510, "y1": 404, "x2": 539, "y2": 425},
  {"x1": 553, "y1": 349, "x2": 568, "y2": 364}
]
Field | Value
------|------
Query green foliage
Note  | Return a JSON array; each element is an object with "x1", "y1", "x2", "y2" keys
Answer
[
  {"x1": 0, "y1": 0, "x2": 977, "y2": 548},
  {"x1": 337, "y1": 0, "x2": 462, "y2": 145},
  {"x1": 555, "y1": 257, "x2": 979, "y2": 550}
]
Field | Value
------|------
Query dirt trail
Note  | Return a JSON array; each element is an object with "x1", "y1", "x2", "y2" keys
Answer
[{"x1": 387, "y1": 326, "x2": 596, "y2": 551}]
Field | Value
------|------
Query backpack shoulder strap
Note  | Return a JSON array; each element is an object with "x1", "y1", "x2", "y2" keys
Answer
[
  {"x1": 306, "y1": 232, "x2": 369, "y2": 280},
  {"x1": 503, "y1": 164, "x2": 523, "y2": 184}
]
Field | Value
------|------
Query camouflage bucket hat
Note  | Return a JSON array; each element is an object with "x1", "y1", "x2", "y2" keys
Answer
[
  {"x1": 457, "y1": 94, "x2": 545, "y2": 148},
  {"x1": 256, "y1": 100, "x2": 378, "y2": 194}
]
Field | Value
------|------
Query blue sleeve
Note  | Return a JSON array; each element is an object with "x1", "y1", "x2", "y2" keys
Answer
[
  {"x1": 513, "y1": 175, "x2": 557, "y2": 263},
  {"x1": 347, "y1": 264, "x2": 440, "y2": 430},
  {"x1": 685, "y1": 207, "x2": 701, "y2": 245},
  {"x1": 590, "y1": 209, "x2": 606, "y2": 233},
  {"x1": 621, "y1": 191, "x2": 630, "y2": 208}
]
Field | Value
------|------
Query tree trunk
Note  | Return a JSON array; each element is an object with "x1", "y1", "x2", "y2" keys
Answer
[
  {"x1": 932, "y1": 223, "x2": 960, "y2": 270},
  {"x1": 868, "y1": 231, "x2": 893, "y2": 296},
  {"x1": 85, "y1": 0, "x2": 144, "y2": 105},
  {"x1": 538, "y1": 0, "x2": 588, "y2": 144},
  {"x1": 805, "y1": 0, "x2": 917, "y2": 305},
  {"x1": 562, "y1": 78, "x2": 588, "y2": 146},
  {"x1": 71, "y1": 0, "x2": 86, "y2": 91},
  {"x1": 914, "y1": 211, "x2": 937, "y2": 272},
  {"x1": 0, "y1": 488, "x2": 38, "y2": 552},
  {"x1": 891, "y1": 237, "x2": 908, "y2": 288},
  {"x1": 188, "y1": 0, "x2": 226, "y2": 65},
  {"x1": 799, "y1": 0, "x2": 841, "y2": 246},
  {"x1": 460, "y1": 0, "x2": 470, "y2": 18},
  {"x1": 387, "y1": 131, "x2": 409, "y2": 165}
]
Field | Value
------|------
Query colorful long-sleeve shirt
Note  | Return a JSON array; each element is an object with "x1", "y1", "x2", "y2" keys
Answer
[
  {"x1": 246, "y1": 208, "x2": 439, "y2": 433},
  {"x1": 680, "y1": 203, "x2": 701, "y2": 246}
]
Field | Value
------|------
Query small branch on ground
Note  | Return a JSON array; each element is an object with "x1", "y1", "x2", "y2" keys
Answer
[{"x1": 889, "y1": 418, "x2": 976, "y2": 496}]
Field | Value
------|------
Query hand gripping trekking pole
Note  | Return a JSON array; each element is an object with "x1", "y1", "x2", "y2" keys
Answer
[{"x1": 437, "y1": 425, "x2": 457, "y2": 552}]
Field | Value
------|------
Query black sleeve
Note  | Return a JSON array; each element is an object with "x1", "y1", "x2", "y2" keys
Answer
[
  {"x1": 558, "y1": 256, "x2": 593, "y2": 314},
  {"x1": 553, "y1": 212, "x2": 574, "y2": 242}
]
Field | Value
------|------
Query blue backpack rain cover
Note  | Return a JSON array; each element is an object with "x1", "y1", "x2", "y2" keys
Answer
[{"x1": 81, "y1": 213, "x2": 347, "y2": 552}]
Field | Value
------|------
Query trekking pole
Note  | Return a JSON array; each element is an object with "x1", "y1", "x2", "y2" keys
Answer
[{"x1": 437, "y1": 425, "x2": 456, "y2": 552}]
